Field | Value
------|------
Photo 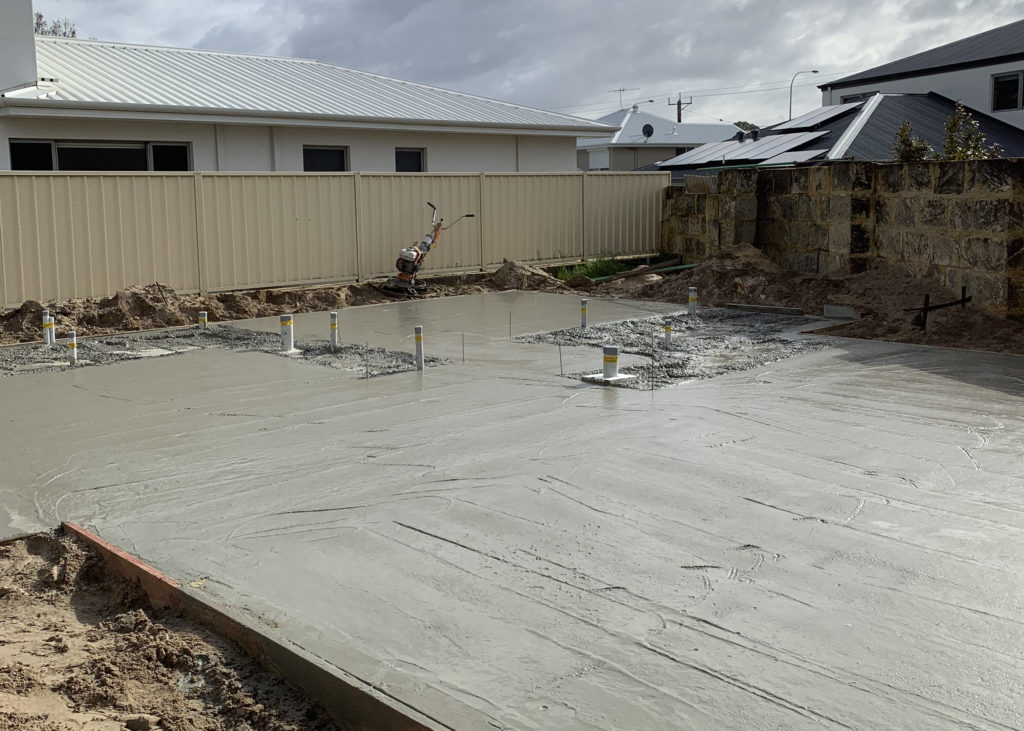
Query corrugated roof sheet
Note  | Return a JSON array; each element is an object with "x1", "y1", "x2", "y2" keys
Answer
[
  {"x1": 578, "y1": 108, "x2": 738, "y2": 147},
  {"x1": 825, "y1": 19, "x2": 1024, "y2": 89},
  {"x1": 844, "y1": 93, "x2": 1024, "y2": 159},
  {"x1": 3, "y1": 37, "x2": 612, "y2": 132}
]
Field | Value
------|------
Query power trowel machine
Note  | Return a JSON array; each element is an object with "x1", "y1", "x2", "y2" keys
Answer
[{"x1": 381, "y1": 202, "x2": 475, "y2": 294}]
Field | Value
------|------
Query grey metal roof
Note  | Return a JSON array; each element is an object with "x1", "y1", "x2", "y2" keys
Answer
[
  {"x1": 658, "y1": 91, "x2": 1024, "y2": 170},
  {"x1": 577, "y1": 108, "x2": 739, "y2": 148},
  {"x1": 772, "y1": 101, "x2": 863, "y2": 131},
  {"x1": 843, "y1": 92, "x2": 1024, "y2": 159},
  {"x1": 824, "y1": 19, "x2": 1024, "y2": 89},
  {"x1": 1, "y1": 36, "x2": 613, "y2": 133}
]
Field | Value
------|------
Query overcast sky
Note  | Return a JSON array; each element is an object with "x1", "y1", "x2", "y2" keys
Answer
[{"x1": 33, "y1": 1, "x2": 1024, "y2": 127}]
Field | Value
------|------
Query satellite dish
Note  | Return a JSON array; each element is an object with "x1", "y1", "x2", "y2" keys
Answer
[{"x1": 641, "y1": 123, "x2": 654, "y2": 139}]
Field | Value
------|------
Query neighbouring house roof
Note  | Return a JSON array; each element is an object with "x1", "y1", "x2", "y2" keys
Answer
[
  {"x1": 577, "y1": 107, "x2": 739, "y2": 148},
  {"x1": 822, "y1": 19, "x2": 1024, "y2": 90},
  {"x1": 0, "y1": 36, "x2": 614, "y2": 135},
  {"x1": 657, "y1": 92, "x2": 1024, "y2": 172}
]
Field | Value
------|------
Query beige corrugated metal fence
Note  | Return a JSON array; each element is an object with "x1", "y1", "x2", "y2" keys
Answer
[{"x1": 0, "y1": 171, "x2": 668, "y2": 307}]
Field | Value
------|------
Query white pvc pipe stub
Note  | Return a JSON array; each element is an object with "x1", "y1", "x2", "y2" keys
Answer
[
  {"x1": 582, "y1": 343, "x2": 635, "y2": 386},
  {"x1": 688, "y1": 287, "x2": 698, "y2": 315},
  {"x1": 68, "y1": 330, "x2": 77, "y2": 366},
  {"x1": 664, "y1": 323, "x2": 672, "y2": 346},
  {"x1": 280, "y1": 314, "x2": 295, "y2": 353},
  {"x1": 580, "y1": 298, "x2": 588, "y2": 329},
  {"x1": 330, "y1": 311, "x2": 339, "y2": 351},
  {"x1": 198, "y1": 311, "x2": 208, "y2": 329},
  {"x1": 414, "y1": 325, "x2": 424, "y2": 370},
  {"x1": 43, "y1": 315, "x2": 54, "y2": 345}
]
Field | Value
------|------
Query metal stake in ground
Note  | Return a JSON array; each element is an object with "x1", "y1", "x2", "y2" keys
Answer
[
  {"x1": 330, "y1": 311, "x2": 339, "y2": 351},
  {"x1": 280, "y1": 314, "x2": 295, "y2": 352},
  {"x1": 414, "y1": 325, "x2": 424, "y2": 370},
  {"x1": 68, "y1": 330, "x2": 77, "y2": 366},
  {"x1": 581, "y1": 298, "x2": 588, "y2": 329},
  {"x1": 688, "y1": 287, "x2": 697, "y2": 316}
]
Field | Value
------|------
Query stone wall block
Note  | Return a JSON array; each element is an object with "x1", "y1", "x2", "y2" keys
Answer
[
  {"x1": 850, "y1": 223, "x2": 871, "y2": 254},
  {"x1": 960, "y1": 236, "x2": 1009, "y2": 271},
  {"x1": 852, "y1": 162, "x2": 873, "y2": 191},
  {"x1": 817, "y1": 196, "x2": 831, "y2": 221},
  {"x1": 903, "y1": 231, "x2": 932, "y2": 259},
  {"x1": 935, "y1": 162, "x2": 965, "y2": 195},
  {"x1": 1007, "y1": 270, "x2": 1024, "y2": 318},
  {"x1": 828, "y1": 223, "x2": 851, "y2": 254},
  {"x1": 851, "y1": 195, "x2": 871, "y2": 219},
  {"x1": 735, "y1": 195, "x2": 758, "y2": 222},
  {"x1": 915, "y1": 198, "x2": 948, "y2": 228},
  {"x1": 877, "y1": 164, "x2": 905, "y2": 193},
  {"x1": 789, "y1": 168, "x2": 809, "y2": 194},
  {"x1": 719, "y1": 218, "x2": 736, "y2": 248},
  {"x1": 830, "y1": 162, "x2": 854, "y2": 192},
  {"x1": 720, "y1": 196, "x2": 737, "y2": 220},
  {"x1": 1008, "y1": 238, "x2": 1024, "y2": 268},
  {"x1": 830, "y1": 193, "x2": 852, "y2": 222},
  {"x1": 720, "y1": 168, "x2": 758, "y2": 194},
  {"x1": 875, "y1": 228, "x2": 901, "y2": 258},
  {"x1": 970, "y1": 159, "x2": 1021, "y2": 193},
  {"x1": 929, "y1": 234, "x2": 958, "y2": 267},
  {"x1": 960, "y1": 270, "x2": 1009, "y2": 310},
  {"x1": 736, "y1": 221, "x2": 757, "y2": 244},
  {"x1": 906, "y1": 162, "x2": 934, "y2": 192}
]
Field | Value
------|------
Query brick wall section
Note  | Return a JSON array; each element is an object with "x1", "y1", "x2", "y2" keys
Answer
[{"x1": 661, "y1": 159, "x2": 1024, "y2": 317}]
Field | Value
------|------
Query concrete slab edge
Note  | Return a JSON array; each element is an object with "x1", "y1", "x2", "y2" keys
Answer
[
  {"x1": 725, "y1": 303, "x2": 805, "y2": 316},
  {"x1": 61, "y1": 521, "x2": 440, "y2": 731}
]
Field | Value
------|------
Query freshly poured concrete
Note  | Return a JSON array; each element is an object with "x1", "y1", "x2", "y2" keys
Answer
[{"x1": 2, "y1": 292, "x2": 1023, "y2": 729}]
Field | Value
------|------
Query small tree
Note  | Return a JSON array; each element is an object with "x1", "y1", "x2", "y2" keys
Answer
[
  {"x1": 893, "y1": 120, "x2": 933, "y2": 162},
  {"x1": 937, "y1": 100, "x2": 1003, "y2": 160},
  {"x1": 34, "y1": 12, "x2": 77, "y2": 38}
]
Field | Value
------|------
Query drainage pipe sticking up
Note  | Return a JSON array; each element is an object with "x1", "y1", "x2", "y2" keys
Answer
[
  {"x1": 68, "y1": 331, "x2": 77, "y2": 366},
  {"x1": 43, "y1": 315, "x2": 54, "y2": 346},
  {"x1": 280, "y1": 314, "x2": 294, "y2": 353},
  {"x1": 329, "y1": 311, "x2": 339, "y2": 352},
  {"x1": 414, "y1": 325, "x2": 424, "y2": 371},
  {"x1": 198, "y1": 311, "x2": 208, "y2": 329},
  {"x1": 581, "y1": 298, "x2": 588, "y2": 329},
  {"x1": 603, "y1": 345, "x2": 619, "y2": 379},
  {"x1": 664, "y1": 322, "x2": 672, "y2": 347},
  {"x1": 688, "y1": 287, "x2": 697, "y2": 316}
]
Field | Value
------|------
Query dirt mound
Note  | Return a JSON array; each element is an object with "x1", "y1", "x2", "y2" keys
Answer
[
  {"x1": 0, "y1": 532, "x2": 338, "y2": 730},
  {"x1": 487, "y1": 261, "x2": 569, "y2": 292}
]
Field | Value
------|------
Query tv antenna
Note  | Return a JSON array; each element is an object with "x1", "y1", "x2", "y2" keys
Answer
[{"x1": 607, "y1": 87, "x2": 639, "y2": 110}]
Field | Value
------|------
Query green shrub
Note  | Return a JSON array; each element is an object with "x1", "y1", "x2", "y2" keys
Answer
[{"x1": 555, "y1": 256, "x2": 629, "y2": 281}]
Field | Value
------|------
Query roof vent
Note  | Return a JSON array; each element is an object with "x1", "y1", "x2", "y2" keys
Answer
[
  {"x1": 734, "y1": 130, "x2": 745, "y2": 142},
  {"x1": 750, "y1": 128, "x2": 760, "y2": 141}
]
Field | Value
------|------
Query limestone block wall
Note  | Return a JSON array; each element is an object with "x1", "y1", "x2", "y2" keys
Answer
[{"x1": 661, "y1": 159, "x2": 1024, "y2": 317}]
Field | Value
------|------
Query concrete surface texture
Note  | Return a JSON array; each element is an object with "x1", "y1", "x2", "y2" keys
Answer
[{"x1": 2, "y1": 292, "x2": 1023, "y2": 729}]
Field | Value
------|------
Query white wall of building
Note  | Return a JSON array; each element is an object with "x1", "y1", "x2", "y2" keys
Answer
[
  {"x1": 821, "y1": 61, "x2": 1024, "y2": 129},
  {"x1": 0, "y1": 115, "x2": 581, "y2": 172}
]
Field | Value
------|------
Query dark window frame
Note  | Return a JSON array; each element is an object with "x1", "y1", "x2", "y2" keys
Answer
[
  {"x1": 992, "y1": 72, "x2": 1023, "y2": 112},
  {"x1": 9, "y1": 139, "x2": 192, "y2": 171},
  {"x1": 395, "y1": 147, "x2": 426, "y2": 173},
  {"x1": 302, "y1": 145, "x2": 349, "y2": 172}
]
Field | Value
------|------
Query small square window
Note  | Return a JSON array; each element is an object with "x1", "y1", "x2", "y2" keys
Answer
[
  {"x1": 303, "y1": 146, "x2": 348, "y2": 172},
  {"x1": 10, "y1": 141, "x2": 55, "y2": 170},
  {"x1": 993, "y1": 73, "x2": 1021, "y2": 111},
  {"x1": 151, "y1": 144, "x2": 191, "y2": 171},
  {"x1": 395, "y1": 148, "x2": 425, "y2": 173}
]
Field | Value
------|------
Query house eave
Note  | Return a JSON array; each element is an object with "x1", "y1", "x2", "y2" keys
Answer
[
  {"x1": 0, "y1": 97, "x2": 616, "y2": 137},
  {"x1": 820, "y1": 51, "x2": 1024, "y2": 91}
]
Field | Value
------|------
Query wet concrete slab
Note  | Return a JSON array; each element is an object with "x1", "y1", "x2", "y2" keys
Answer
[{"x1": 2, "y1": 293, "x2": 1024, "y2": 729}]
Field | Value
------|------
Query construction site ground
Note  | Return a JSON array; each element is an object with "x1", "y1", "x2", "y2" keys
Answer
[{"x1": 1, "y1": 279, "x2": 1022, "y2": 728}]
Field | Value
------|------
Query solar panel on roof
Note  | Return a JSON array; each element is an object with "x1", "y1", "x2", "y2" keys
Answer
[
  {"x1": 721, "y1": 130, "x2": 829, "y2": 161},
  {"x1": 759, "y1": 149, "x2": 829, "y2": 165},
  {"x1": 772, "y1": 101, "x2": 863, "y2": 131}
]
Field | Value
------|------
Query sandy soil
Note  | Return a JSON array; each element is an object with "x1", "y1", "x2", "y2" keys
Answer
[
  {"x1": 2, "y1": 251, "x2": 1018, "y2": 354},
  {"x1": 0, "y1": 531, "x2": 339, "y2": 731}
]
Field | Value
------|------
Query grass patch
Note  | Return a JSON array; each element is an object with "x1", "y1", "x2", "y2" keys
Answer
[{"x1": 555, "y1": 256, "x2": 630, "y2": 281}]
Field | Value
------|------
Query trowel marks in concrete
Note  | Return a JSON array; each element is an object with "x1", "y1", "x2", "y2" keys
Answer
[
  {"x1": 517, "y1": 309, "x2": 831, "y2": 388},
  {"x1": 0, "y1": 326, "x2": 445, "y2": 378}
]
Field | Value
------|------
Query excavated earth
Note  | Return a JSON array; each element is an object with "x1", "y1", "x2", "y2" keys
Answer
[
  {"x1": 2, "y1": 250, "x2": 1020, "y2": 354},
  {"x1": 0, "y1": 531, "x2": 338, "y2": 731}
]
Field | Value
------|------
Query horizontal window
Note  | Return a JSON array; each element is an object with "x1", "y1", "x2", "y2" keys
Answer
[
  {"x1": 9, "y1": 140, "x2": 192, "y2": 171},
  {"x1": 303, "y1": 146, "x2": 348, "y2": 172}
]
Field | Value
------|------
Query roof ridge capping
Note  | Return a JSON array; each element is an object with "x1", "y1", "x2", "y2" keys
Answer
[{"x1": 35, "y1": 34, "x2": 319, "y2": 64}]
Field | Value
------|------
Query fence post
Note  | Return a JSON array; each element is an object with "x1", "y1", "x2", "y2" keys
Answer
[
  {"x1": 353, "y1": 172, "x2": 363, "y2": 281},
  {"x1": 478, "y1": 173, "x2": 486, "y2": 271},
  {"x1": 193, "y1": 172, "x2": 208, "y2": 297}
]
